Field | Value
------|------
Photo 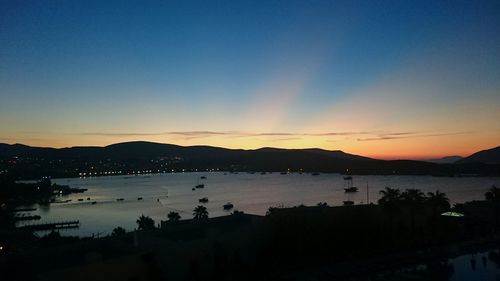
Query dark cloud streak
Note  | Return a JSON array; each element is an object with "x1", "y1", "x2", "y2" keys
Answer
[{"x1": 74, "y1": 130, "x2": 471, "y2": 141}]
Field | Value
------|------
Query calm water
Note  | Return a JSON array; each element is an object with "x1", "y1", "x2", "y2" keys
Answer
[
  {"x1": 389, "y1": 249, "x2": 500, "y2": 280},
  {"x1": 17, "y1": 172, "x2": 499, "y2": 237},
  {"x1": 449, "y1": 250, "x2": 500, "y2": 281}
]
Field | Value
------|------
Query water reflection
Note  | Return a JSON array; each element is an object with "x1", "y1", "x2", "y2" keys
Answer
[
  {"x1": 489, "y1": 250, "x2": 500, "y2": 269},
  {"x1": 17, "y1": 172, "x2": 500, "y2": 236},
  {"x1": 450, "y1": 250, "x2": 500, "y2": 280},
  {"x1": 380, "y1": 249, "x2": 500, "y2": 280}
]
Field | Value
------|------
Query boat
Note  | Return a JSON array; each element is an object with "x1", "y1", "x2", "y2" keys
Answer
[
  {"x1": 344, "y1": 187, "x2": 359, "y2": 193},
  {"x1": 343, "y1": 176, "x2": 358, "y2": 192},
  {"x1": 192, "y1": 187, "x2": 196, "y2": 191},
  {"x1": 91, "y1": 201, "x2": 97, "y2": 205},
  {"x1": 77, "y1": 198, "x2": 84, "y2": 202},
  {"x1": 343, "y1": 201, "x2": 354, "y2": 206},
  {"x1": 195, "y1": 177, "x2": 205, "y2": 189},
  {"x1": 223, "y1": 202, "x2": 234, "y2": 210},
  {"x1": 137, "y1": 197, "x2": 143, "y2": 201},
  {"x1": 116, "y1": 198, "x2": 124, "y2": 201},
  {"x1": 200, "y1": 176, "x2": 207, "y2": 179},
  {"x1": 53, "y1": 199, "x2": 72, "y2": 204},
  {"x1": 199, "y1": 197, "x2": 208, "y2": 203}
]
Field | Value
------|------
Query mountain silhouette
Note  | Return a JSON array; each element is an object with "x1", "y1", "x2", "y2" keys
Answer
[
  {"x1": 457, "y1": 146, "x2": 500, "y2": 164},
  {"x1": 426, "y1": 156, "x2": 463, "y2": 164},
  {"x1": 1, "y1": 142, "x2": 499, "y2": 178}
]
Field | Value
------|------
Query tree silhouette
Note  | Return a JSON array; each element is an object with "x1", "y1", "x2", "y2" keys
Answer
[
  {"x1": 402, "y1": 189, "x2": 426, "y2": 231},
  {"x1": 378, "y1": 187, "x2": 402, "y2": 239},
  {"x1": 378, "y1": 187, "x2": 402, "y2": 214},
  {"x1": 485, "y1": 185, "x2": 500, "y2": 229},
  {"x1": 427, "y1": 190, "x2": 450, "y2": 217},
  {"x1": 167, "y1": 211, "x2": 181, "y2": 222},
  {"x1": 111, "y1": 226, "x2": 126, "y2": 236},
  {"x1": 485, "y1": 185, "x2": 500, "y2": 202},
  {"x1": 378, "y1": 187, "x2": 402, "y2": 206},
  {"x1": 136, "y1": 214, "x2": 155, "y2": 230},
  {"x1": 193, "y1": 205, "x2": 209, "y2": 220}
]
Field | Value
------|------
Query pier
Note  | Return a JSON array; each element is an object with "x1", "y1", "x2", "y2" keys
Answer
[
  {"x1": 18, "y1": 220, "x2": 80, "y2": 231},
  {"x1": 10, "y1": 208, "x2": 37, "y2": 212}
]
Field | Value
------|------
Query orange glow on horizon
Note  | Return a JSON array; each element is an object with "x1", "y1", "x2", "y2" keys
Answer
[{"x1": 1, "y1": 130, "x2": 497, "y2": 161}]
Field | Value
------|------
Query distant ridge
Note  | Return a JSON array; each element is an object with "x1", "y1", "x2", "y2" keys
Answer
[
  {"x1": 426, "y1": 156, "x2": 463, "y2": 164},
  {"x1": 457, "y1": 146, "x2": 500, "y2": 164},
  {"x1": 0, "y1": 141, "x2": 372, "y2": 161},
  {"x1": 1, "y1": 142, "x2": 499, "y2": 178}
]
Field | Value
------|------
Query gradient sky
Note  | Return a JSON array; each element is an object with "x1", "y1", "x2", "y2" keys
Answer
[{"x1": 1, "y1": 1, "x2": 499, "y2": 159}]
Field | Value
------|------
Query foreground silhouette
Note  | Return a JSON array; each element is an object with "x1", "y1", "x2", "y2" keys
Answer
[{"x1": 2, "y1": 187, "x2": 500, "y2": 280}]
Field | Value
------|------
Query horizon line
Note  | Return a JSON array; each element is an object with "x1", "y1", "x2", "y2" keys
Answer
[{"x1": 1, "y1": 139, "x2": 493, "y2": 161}]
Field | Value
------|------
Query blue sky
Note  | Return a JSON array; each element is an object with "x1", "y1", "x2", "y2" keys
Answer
[{"x1": 1, "y1": 1, "x2": 499, "y2": 158}]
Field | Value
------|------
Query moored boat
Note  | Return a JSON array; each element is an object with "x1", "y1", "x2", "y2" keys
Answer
[
  {"x1": 344, "y1": 186, "x2": 359, "y2": 193},
  {"x1": 223, "y1": 202, "x2": 234, "y2": 210}
]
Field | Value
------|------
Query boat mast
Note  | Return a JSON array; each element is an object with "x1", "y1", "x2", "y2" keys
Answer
[{"x1": 366, "y1": 182, "x2": 369, "y2": 204}]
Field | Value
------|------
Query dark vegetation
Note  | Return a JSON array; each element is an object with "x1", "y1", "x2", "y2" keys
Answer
[
  {"x1": 1, "y1": 142, "x2": 499, "y2": 180},
  {"x1": 1, "y1": 156, "x2": 499, "y2": 280},
  {"x1": 1, "y1": 185, "x2": 500, "y2": 280},
  {"x1": 0, "y1": 173, "x2": 86, "y2": 210},
  {"x1": 259, "y1": 188, "x2": 457, "y2": 271},
  {"x1": 136, "y1": 215, "x2": 156, "y2": 230}
]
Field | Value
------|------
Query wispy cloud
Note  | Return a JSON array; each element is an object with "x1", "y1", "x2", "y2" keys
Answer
[
  {"x1": 357, "y1": 131, "x2": 472, "y2": 141},
  {"x1": 72, "y1": 130, "x2": 472, "y2": 142},
  {"x1": 168, "y1": 131, "x2": 229, "y2": 136},
  {"x1": 78, "y1": 132, "x2": 169, "y2": 137},
  {"x1": 271, "y1": 137, "x2": 302, "y2": 141}
]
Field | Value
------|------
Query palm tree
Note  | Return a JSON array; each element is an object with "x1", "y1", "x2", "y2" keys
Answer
[
  {"x1": 485, "y1": 185, "x2": 500, "y2": 229},
  {"x1": 317, "y1": 202, "x2": 328, "y2": 207},
  {"x1": 426, "y1": 190, "x2": 450, "y2": 217},
  {"x1": 378, "y1": 187, "x2": 402, "y2": 237},
  {"x1": 402, "y1": 189, "x2": 426, "y2": 203},
  {"x1": 193, "y1": 205, "x2": 209, "y2": 220},
  {"x1": 136, "y1": 214, "x2": 155, "y2": 230},
  {"x1": 167, "y1": 211, "x2": 181, "y2": 222},
  {"x1": 402, "y1": 189, "x2": 426, "y2": 231},
  {"x1": 111, "y1": 226, "x2": 126, "y2": 236},
  {"x1": 378, "y1": 187, "x2": 402, "y2": 205},
  {"x1": 485, "y1": 185, "x2": 500, "y2": 202},
  {"x1": 378, "y1": 187, "x2": 402, "y2": 212}
]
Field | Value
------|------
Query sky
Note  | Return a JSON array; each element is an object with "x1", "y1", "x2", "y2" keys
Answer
[{"x1": 1, "y1": 0, "x2": 499, "y2": 159}]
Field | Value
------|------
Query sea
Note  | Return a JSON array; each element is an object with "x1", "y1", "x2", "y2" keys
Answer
[{"x1": 16, "y1": 172, "x2": 499, "y2": 237}]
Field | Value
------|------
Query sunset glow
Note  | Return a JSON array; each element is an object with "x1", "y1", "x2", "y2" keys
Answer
[{"x1": 1, "y1": 1, "x2": 499, "y2": 159}]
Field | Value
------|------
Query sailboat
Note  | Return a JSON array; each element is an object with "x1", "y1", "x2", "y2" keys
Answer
[
  {"x1": 343, "y1": 176, "x2": 358, "y2": 193},
  {"x1": 195, "y1": 176, "x2": 205, "y2": 189},
  {"x1": 343, "y1": 176, "x2": 356, "y2": 205}
]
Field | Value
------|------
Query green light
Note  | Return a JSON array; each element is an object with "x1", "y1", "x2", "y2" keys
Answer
[{"x1": 441, "y1": 211, "x2": 464, "y2": 217}]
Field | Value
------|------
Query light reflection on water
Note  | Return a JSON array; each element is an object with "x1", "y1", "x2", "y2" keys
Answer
[
  {"x1": 17, "y1": 172, "x2": 499, "y2": 237},
  {"x1": 449, "y1": 250, "x2": 500, "y2": 281},
  {"x1": 387, "y1": 249, "x2": 500, "y2": 280}
]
